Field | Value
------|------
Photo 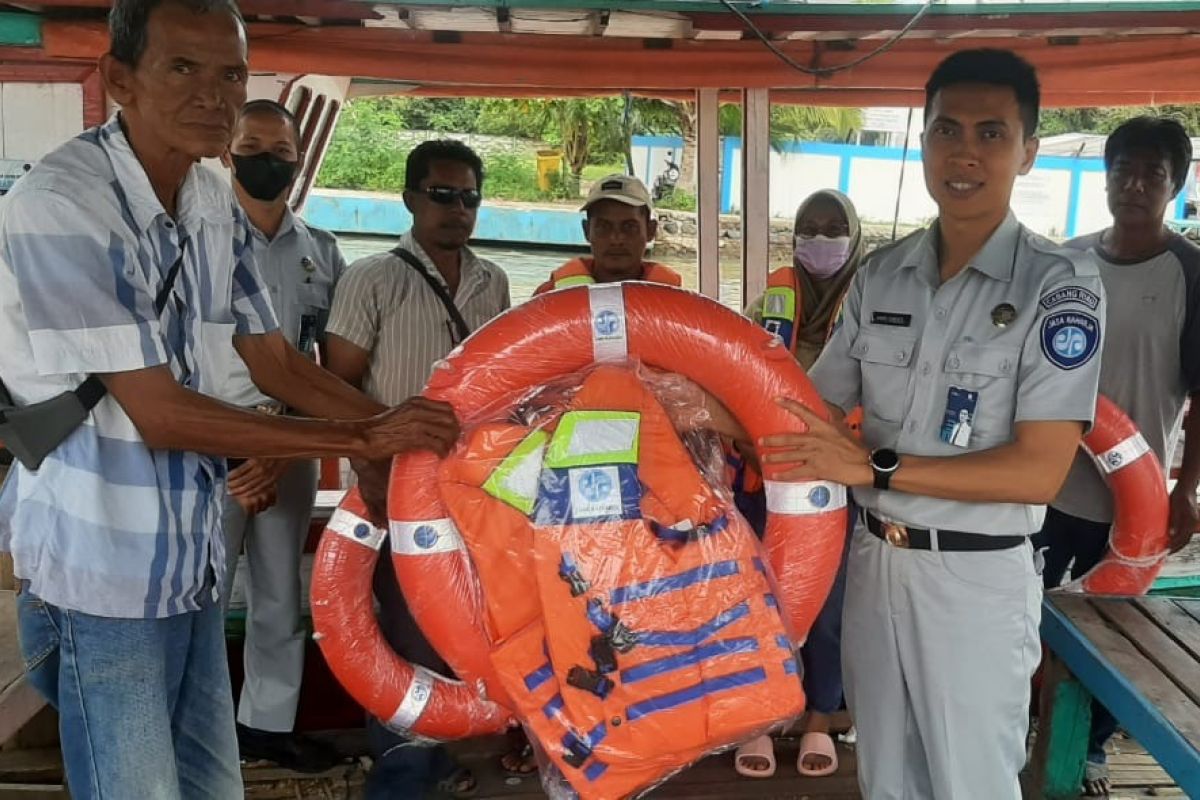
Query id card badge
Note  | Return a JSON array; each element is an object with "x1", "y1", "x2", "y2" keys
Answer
[
  {"x1": 296, "y1": 313, "x2": 318, "y2": 357},
  {"x1": 940, "y1": 386, "x2": 978, "y2": 448}
]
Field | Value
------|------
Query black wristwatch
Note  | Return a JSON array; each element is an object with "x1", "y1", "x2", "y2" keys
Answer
[{"x1": 869, "y1": 448, "x2": 900, "y2": 490}]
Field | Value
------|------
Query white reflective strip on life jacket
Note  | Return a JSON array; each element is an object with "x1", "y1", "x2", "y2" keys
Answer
[
  {"x1": 764, "y1": 480, "x2": 847, "y2": 515},
  {"x1": 389, "y1": 517, "x2": 465, "y2": 556},
  {"x1": 1093, "y1": 433, "x2": 1151, "y2": 475},
  {"x1": 326, "y1": 506, "x2": 387, "y2": 551},
  {"x1": 387, "y1": 665, "x2": 435, "y2": 733},
  {"x1": 587, "y1": 283, "x2": 628, "y2": 363}
]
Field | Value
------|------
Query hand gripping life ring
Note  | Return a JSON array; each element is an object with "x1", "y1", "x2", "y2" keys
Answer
[
  {"x1": 1074, "y1": 395, "x2": 1170, "y2": 595},
  {"x1": 312, "y1": 282, "x2": 849, "y2": 739}
]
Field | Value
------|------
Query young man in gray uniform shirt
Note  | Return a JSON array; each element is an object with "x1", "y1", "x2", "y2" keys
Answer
[
  {"x1": 1036, "y1": 116, "x2": 1200, "y2": 797},
  {"x1": 761, "y1": 49, "x2": 1106, "y2": 800},
  {"x1": 216, "y1": 100, "x2": 347, "y2": 771}
]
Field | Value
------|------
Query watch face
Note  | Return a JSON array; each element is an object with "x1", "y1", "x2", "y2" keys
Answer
[{"x1": 872, "y1": 449, "x2": 900, "y2": 471}]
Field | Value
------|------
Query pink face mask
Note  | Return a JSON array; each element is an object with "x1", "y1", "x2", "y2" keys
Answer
[{"x1": 794, "y1": 235, "x2": 852, "y2": 279}]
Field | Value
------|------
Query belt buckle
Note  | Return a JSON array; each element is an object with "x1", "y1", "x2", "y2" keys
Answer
[{"x1": 882, "y1": 521, "x2": 910, "y2": 548}]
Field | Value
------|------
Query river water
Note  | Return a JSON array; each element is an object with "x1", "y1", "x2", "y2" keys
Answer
[{"x1": 336, "y1": 234, "x2": 748, "y2": 308}]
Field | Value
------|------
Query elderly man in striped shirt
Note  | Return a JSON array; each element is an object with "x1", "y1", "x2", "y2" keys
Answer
[{"x1": 0, "y1": 1, "x2": 457, "y2": 797}]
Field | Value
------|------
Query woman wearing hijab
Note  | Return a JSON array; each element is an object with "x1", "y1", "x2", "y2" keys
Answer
[{"x1": 733, "y1": 189, "x2": 865, "y2": 780}]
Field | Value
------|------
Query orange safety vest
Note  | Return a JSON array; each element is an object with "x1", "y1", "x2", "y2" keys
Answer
[
  {"x1": 440, "y1": 366, "x2": 804, "y2": 799},
  {"x1": 534, "y1": 257, "x2": 683, "y2": 296},
  {"x1": 758, "y1": 265, "x2": 845, "y2": 355}
]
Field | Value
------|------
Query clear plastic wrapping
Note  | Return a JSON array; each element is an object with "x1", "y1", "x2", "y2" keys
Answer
[{"x1": 313, "y1": 282, "x2": 851, "y2": 798}]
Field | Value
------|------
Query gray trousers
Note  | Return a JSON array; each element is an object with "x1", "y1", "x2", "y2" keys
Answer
[
  {"x1": 221, "y1": 459, "x2": 320, "y2": 733},
  {"x1": 842, "y1": 521, "x2": 1042, "y2": 800}
]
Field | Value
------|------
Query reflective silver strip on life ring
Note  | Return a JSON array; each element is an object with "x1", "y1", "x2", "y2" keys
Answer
[
  {"x1": 389, "y1": 517, "x2": 465, "y2": 556},
  {"x1": 587, "y1": 283, "x2": 628, "y2": 363},
  {"x1": 326, "y1": 506, "x2": 387, "y2": 551},
  {"x1": 1093, "y1": 433, "x2": 1151, "y2": 475},
  {"x1": 764, "y1": 480, "x2": 847, "y2": 515},
  {"x1": 387, "y1": 665, "x2": 436, "y2": 733}
]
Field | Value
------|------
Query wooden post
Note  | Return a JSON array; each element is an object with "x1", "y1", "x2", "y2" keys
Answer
[
  {"x1": 696, "y1": 88, "x2": 721, "y2": 300},
  {"x1": 741, "y1": 88, "x2": 770, "y2": 307},
  {"x1": 1030, "y1": 652, "x2": 1092, "y2": 799}
]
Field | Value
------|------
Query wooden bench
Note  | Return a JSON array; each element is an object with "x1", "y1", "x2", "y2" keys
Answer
[{"x1": 1033, "y1": 593, "x2": 1200, "y2": 798}]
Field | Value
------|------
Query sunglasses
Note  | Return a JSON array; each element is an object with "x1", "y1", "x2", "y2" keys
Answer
[{"x1": 421, "y1": 186, "x2": 482, "y2": 209}]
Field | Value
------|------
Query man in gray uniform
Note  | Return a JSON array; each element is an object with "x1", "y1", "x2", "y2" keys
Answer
[
  {"x1": 761, "y1": 49, "x2": 1106, "y2": 800},
  {"x1": 1036, "y1": 116, "x2": 1200, "y2": 797},
  {"x1": 217, "y1": 100, "x2": 346, "y2": 771}
]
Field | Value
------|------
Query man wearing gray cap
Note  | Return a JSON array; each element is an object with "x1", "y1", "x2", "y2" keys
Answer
[{"x1": 535, "y1": 173, "x2": 681, "y2": 295}]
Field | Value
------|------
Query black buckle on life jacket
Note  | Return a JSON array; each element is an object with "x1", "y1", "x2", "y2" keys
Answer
[
  {"x1": 589, "y1": 635, "x2": 618, "y2": 675},
  {"x1": 558, "y1": 560, "x2": 590, "y2": 597},
  {"x1": 561, "y1": 732, "x2": 593, "y2": 768},
  {"x1": 567, "y1": 666, "x2": 614, "y2": 700},
  {"x1": 607, "y1": 619, "x2": 638, "y2": 654}
]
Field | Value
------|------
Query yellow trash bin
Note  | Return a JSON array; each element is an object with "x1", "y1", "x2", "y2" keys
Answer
[{"x1": 536, "y1": 150, "x2": 563, "y2": 192}]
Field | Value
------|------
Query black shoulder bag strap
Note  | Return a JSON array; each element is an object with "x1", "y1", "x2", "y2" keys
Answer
[{"x1": 390, "y1": 247, "x2": 471, "y2": 343}]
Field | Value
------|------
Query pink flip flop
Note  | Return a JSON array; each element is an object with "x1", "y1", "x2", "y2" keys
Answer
[
  {"x1": 797, "y1": 731, "x2": 839, "y2": 777},
  {"x1": 734, "y1": 734, "x2": 776, "y2": 779}
]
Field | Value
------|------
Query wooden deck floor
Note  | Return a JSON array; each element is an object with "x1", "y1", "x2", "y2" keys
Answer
[{"x1": 0, "y1": 728, "x2": 1183, "y2": 799}]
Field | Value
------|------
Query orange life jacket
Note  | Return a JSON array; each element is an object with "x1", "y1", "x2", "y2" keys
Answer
[
  {"x1": 758, "y1": 265, "x2": 845, "y2": 355},
  {"x1": 534, "y1": 257, "x2": 683, "y2": 296},
  {"x1": 440, "y1": 366, "x2": 805, "y2": 799}
]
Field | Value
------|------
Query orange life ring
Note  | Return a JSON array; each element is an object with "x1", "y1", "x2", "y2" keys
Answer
[
  {"x1": 1075, "y1": 395, "x2": 1170, "y2": 595},
  {"x1": 313, "y1": 282, "x2": 849, "y2": 740},
  {"x1": 309, "y1": 487, "x2": 511, "y2": 739}
]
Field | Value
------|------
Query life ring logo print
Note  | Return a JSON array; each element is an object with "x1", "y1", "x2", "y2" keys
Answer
[{"x1": 1041, "y1": 310, "x2": 1100, "y2": 370}]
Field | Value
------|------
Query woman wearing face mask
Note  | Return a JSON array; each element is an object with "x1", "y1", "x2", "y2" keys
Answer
[{"x1": 732, "y1": 189, "x2": 864, "y2": 780}]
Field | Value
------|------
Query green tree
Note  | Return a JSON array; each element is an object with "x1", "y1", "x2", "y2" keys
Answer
[{"x1": 1040, "y1": 105, "x2": 1200, "y2": 137}]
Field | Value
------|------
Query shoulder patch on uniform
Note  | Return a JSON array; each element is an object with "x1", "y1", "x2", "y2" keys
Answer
[
  {"x1": 1041, "y1": 310, "x2": 1101, "y2": 370},
  {"x1": 1039, "y1": 285, "x2": 1101, "y2": 311}
]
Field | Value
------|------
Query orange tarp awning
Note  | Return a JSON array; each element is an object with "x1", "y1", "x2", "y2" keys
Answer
[{"x1": 39, "y1": 20, "x2": 1200, "y2": 107}]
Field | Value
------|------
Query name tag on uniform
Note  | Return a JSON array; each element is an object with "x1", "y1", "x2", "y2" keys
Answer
[
  {"x1": 871, "y1": 311, "x2": 912, "y2": 327},
  {"x1": 940, "y1": 386, "x2": 978, "y2": 448},
  {"x1": 296, "y1": 313, "x2": 318, "y2": 357}
]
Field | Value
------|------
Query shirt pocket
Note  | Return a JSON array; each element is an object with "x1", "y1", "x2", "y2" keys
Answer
[
  {"x1": 198, "y1": 320, "x2": 238, "y2": 396},
  {"x1": 850, "y1": 329, "x2": 916, "y2": 423},
  {"x1": 942, "y1": 342, "x2": 1020, "y2": 447}
]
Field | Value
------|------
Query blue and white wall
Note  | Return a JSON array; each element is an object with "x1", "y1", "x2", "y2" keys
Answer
[{"x1": 631, "y1": 135, "x2": 1188, "y2": 240}]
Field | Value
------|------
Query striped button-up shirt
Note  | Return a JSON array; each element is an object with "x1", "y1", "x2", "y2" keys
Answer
[
  {"x1": 0, "y1": 115, "x2": 278, "y2": 619},
  {"x1": 325, "y1": 232, "x2": 511, "y2": 405}
]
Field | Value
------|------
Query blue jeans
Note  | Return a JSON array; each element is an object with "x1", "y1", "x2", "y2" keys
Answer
[
  {"x1": 1033, "y1": 506, "x2": 1119, "y2": 763},
  {"x1": 16, "y1": 580, "x2": 242, "y2": 799},
  {"x1": 367, "y1": 544, "x2": 459, "y2": 798}
]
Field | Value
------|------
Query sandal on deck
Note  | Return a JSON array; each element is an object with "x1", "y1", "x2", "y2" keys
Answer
[
  {"x1": 436, "y1": 766, "x2": 478, "y2": 799},
  {"x1": 1083, "y1": 760, "x2": 1110, "y2": 797},
  {"x1": 499, "y1": 742, "x2": 538, "y2": 776},
  {"x1": 734, "y1": 734, "x2": 776, "y2": 779},
  {"x1": 797, "y1": 731, "x2": 839, "y2": 777}
]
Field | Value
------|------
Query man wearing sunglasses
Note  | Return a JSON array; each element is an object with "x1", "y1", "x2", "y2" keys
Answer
[{"x1": 324, "y1": 138, "x2": 509, "y2": 799}]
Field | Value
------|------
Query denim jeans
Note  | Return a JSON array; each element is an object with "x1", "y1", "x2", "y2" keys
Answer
[
  {"x1": 366, "y1": 543, "x2": 458, "y2": 798},
  {"x1": 16, "y1": 580, "x2": 242, "y2": 800}
]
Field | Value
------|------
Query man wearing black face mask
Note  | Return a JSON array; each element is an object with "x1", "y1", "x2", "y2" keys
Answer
[{"x1": 216, "y1": 99, "x2": 346, "y2": 772}]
